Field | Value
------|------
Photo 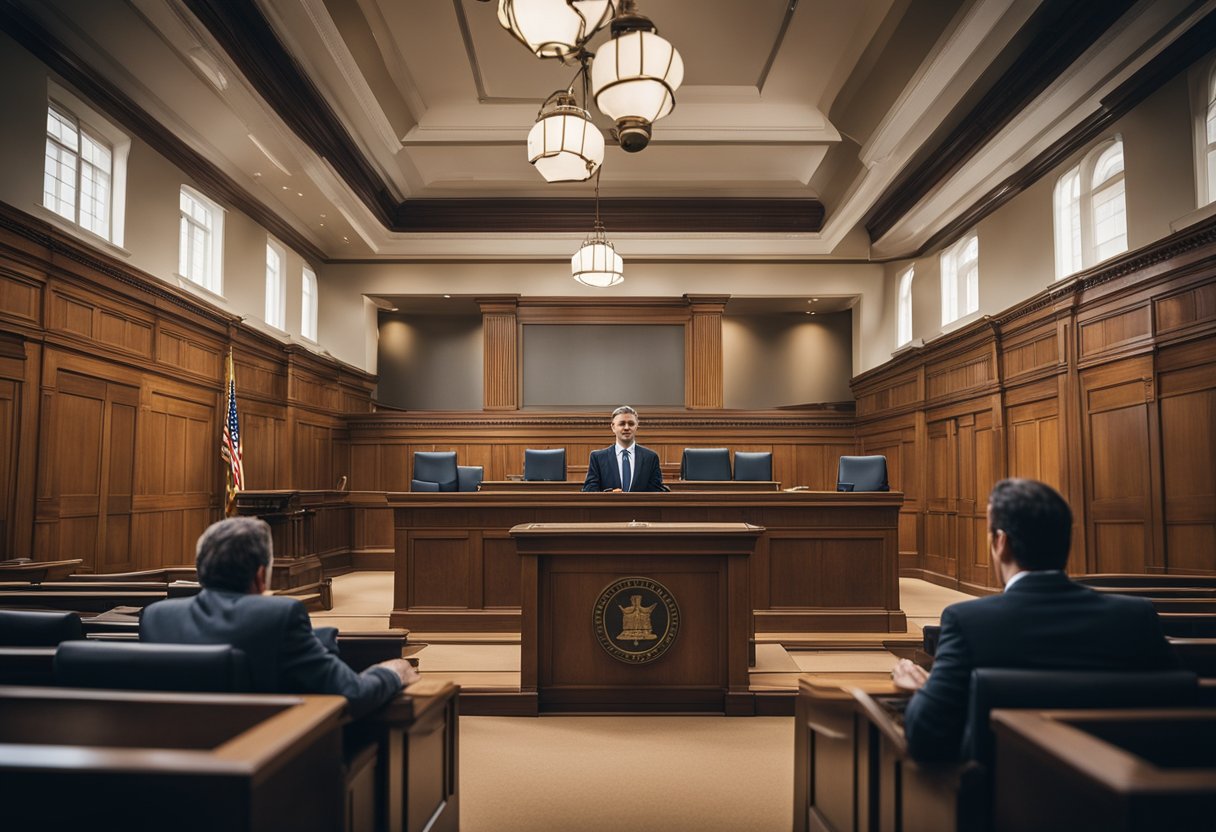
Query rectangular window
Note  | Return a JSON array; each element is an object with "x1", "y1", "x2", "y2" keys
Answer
[
  {"x1": 265, "y1": 240, "x2": 285, "y2": 330},
  {"x1": 44, "y1": 102, "x2": 114, "y2": 239},
  {"x1": 178, "y1": 187, "x2": 224, "y2": 294},
  {"x1": 301, "y1": 266, "x2": 318, "y2": 341},
  {"x1": 941, "y1": 233, "x2": 979, "y2": 326}
]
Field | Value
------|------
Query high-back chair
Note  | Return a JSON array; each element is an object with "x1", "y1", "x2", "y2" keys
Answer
[
  {"x1": 54, "y1": 641, "x2": 252, "y2": 693},
  {"x1": 836, "y1": 455, "x2": 890, "y2": 491},
  {"x1": 524, "y1": 448, "x2": 567, "y2": 481},
  {"x1": 680, "y1": 448, "x2": 732, "y2": 481},
  {"x1": 411, "y1": 451, "x2": 459, "y2": 492},
  {"x1": 733, "y1": 451, "x2": 772, "y2": 482}
]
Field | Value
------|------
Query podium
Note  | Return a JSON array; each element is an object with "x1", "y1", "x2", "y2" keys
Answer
[{"x1": 511, "y1": 521, "x2": 762, "y2": 715}]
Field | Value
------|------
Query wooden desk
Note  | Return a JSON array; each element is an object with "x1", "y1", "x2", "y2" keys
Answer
[
  {"x1": 0, "y1": 687, "x2": 346, "y2": 831},
  {"x1": 390, "y1": 490, "x2": 905, "y2": 634},
  {"x1": 478, "y1": 480, "x2": 781, "y2": 492},
  {"x1": 511, "y1": 522, "x2": 760, "y2": 715}
]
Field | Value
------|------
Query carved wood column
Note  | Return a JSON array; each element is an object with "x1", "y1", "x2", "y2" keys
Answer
[
  {"x1": 479, "y1": 296, "x2": 520, "y2": 410},
  {"x1": 684, "y1": 294, "x2": 728, "y2": 409}
]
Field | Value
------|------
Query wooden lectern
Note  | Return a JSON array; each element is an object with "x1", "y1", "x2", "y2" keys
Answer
[{"x1": 511, "y1": 521, "x2": 762, "y2": 716}]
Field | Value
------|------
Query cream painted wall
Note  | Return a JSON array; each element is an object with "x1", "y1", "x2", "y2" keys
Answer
[
  {"x1": 319, "y1": 261, "x2": 888, "y2": 376},
  {"x1": 893, "y1": 72, "x2": 1202, "y2": 364},
  {"x1": 0, "y1": 30, "x2": 325, "y2": 359},
  {"x1": 723, "y1": 312, "x2": 853, "y2": 407}
]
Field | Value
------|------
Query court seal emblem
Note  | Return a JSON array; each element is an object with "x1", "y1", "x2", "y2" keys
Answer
[{"x1": 592, "y1": 576, "x2": 680, "y2": 664}]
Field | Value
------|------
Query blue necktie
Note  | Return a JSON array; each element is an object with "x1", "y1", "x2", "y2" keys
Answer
[{"x1": 621, "y1": 449, "x2": 632, "y2": 492}]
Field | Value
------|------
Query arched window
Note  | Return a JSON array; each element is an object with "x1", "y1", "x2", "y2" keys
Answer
[
  {"x1": 265, "y1": 238, "x2": 286, "y2": 330},
  {"x1": 897, "y1": 266, "x2": 914, "y2": 346},
  {"x1": 1052, "y1": 138, "x2": 1126, "y2": 279},
  {"x1": 940, "y1": 232, "x2": 978, "y2": 326}
]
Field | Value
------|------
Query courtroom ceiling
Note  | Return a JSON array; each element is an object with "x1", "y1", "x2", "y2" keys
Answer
[{"x1": 3, "y1": 0, "x2": 1213, "y2": 260}]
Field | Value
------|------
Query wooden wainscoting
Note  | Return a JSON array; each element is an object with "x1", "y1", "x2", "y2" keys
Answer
[
  {"x1": 854, "y1": 214, "x2": 1216, "y2": 591},
  {"x1": 0, "y1": 202, "x2": 374, "y2": 567}
]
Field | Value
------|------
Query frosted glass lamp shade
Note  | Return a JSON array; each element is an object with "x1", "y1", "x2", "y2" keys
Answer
[
  {"x1": 527, "y1": 101, "x2": 604, "y2": 182},
  {"x1": 572, "y1": 228, "x2": 624, "y2": 287},
  {"x1": 497, "y1": 0, "x2": 618, "y2": 59},
  {"x1": 591, "y1": 28, "x2": 683, "y2": 139}
]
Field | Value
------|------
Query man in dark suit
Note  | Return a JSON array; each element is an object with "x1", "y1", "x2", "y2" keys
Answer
[
  {"x1": 582, "y1": 405, "x2": 665, "y2": 492},
  {"x1": 141, "y1": 517, "x2": 418, "y2": 717},
  {"x1": 893, "y1": 478, "x2": 1177, "y2": 762}
]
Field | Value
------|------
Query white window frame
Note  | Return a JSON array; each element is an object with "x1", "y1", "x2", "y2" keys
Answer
[
  {"x1": 940, "y1": 232, "x2": 978, "y2": 327},
  {"x1": 301, "y1": 265, "x2": 318, "y2": 342},
  {"x1": 265, "y1": 239, "x2": 286, "y2": 331},
  {"x1": 42, "y1": 82, "x2": 130, "y2": 247},
  {"x1": 1191, "y1": 58, "x2": 1216, "y2": 207},
  {"x1": 896, "y1": 266, "x2": 914, "y2": 347},
  {"x1": 178, "y1": 186, "x2": 225, "y2": 295},
  {"x1": 1053, "y1": 137, "x2": 1127, "y2": 280}
]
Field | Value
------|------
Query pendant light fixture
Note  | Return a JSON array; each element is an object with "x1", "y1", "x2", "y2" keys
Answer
[
  {"x1": 527, "y1": 64, "x2": 604, "y2": 183},
  {"x1": 590, "y1": 0, "x2": 683, "y2": 152},
  {"x1": 496, "y1": 0, "x2": 618, "y2": 60},
  {"x1": 572, "y1": 170, "x2": 623, "y2": 287}
]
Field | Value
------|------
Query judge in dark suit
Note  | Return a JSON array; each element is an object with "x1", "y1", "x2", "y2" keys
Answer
[
  {"x1": 582, "y1": 405, "x2": 665, "y2": 492},
  {"x1": 893, "y1": 478, "x2": 1177, "y2": 762},
  {"x1": 141, "y1": 517, "x2": 418, "y2": 717}
]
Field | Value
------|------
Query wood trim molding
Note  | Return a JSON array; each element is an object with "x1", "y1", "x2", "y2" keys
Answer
[
  {"x1": 479, "y1": 296, "x2": 519, "y2": 410},
  {"x1": 864, "y1": 0, "x2": 1136, "y2": 243},
  {"x1": 894, "y1": 7, "x2": 1216, "y2": 260},
  {"x1": 0, "y1": 1, "x2": 325, "y2": 263}
]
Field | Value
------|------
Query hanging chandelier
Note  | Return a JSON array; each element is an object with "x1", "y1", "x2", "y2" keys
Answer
[
  {"x1": 486, "y1": 0, "x2": 682, "y2": 168},
  {"x1": 572, "y1": 170, "x2": 623, "y2": 287}
]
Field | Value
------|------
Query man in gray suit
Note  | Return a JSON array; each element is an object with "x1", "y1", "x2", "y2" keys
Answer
[{"x1": 141, "y1": 516, "x2": 417, "y2": 717}]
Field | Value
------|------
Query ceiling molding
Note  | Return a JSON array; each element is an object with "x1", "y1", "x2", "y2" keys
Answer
[
  {"x1": 863, "y1": 0, "x2": 1137, "y2": 243},
  {"x1": 0, "y1": 0, "x2": 326, "y2": 262},
  {"x1": 906, "y1": 7, "x2": 1216, "y2": 261},
  {"x1": 393, "y1": 198, "x2": 825, "y2": 233},
  {"x1": 182, "y1": 0, "x2": 400, "y2": 224}
]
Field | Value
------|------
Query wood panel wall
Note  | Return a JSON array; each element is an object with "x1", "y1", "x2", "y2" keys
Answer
[
  {"x1": 853, "y1": 215, "x2": 1216, "y2": 592},
  {"x1": 0, "y1": 203, "x2": 374, "y2": 569}
]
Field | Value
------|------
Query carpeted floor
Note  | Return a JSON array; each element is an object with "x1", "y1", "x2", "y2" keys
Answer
[
  {"x1": 460, "y1": 715, "x2": 793, "y2": 832},
  {"x1": 316, "y1": 573, "x2": 972, "y2": 831}
]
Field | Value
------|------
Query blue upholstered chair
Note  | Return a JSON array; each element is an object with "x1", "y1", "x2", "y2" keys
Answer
[
  {"x1": 836, "y1": 455, "x2": 890, "y2": 492},
  {"x1": 412, "y1": 451, "x2": 459, "y2": 492},
  {"x1": 54, "y1": 641, "x2": 251, "y2": 693},
  {"x1": 733, "y1": 451, "x2": 772, "y2": 482},
  {"x1": 680, "y1": 448, "x2": 732, "y2": 481},
  {"x1": 457, "y1": 465, "x2": 483, "y2": 492},
  {"x1": 524, "y1": 448, "x2": 567, "y2": 482}
]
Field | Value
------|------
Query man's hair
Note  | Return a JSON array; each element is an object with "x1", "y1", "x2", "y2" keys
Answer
[
  {"x1": 195, "y1": 517, "x2": 273, "y2": 591},
  {"x1": 611, "y1": 405, "x2": 638, "y2": 420},
  {"x1": 988, "y1": 478, "x2": 1072, "y2": 570}
]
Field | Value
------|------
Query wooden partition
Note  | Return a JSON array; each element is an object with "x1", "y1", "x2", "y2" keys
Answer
[
  {"x1": 853, "y1": 215, "x2": 1216, "y2": 592},
  {"x1": 0, "y1": 203, "x2": 375, "y2": 568}
]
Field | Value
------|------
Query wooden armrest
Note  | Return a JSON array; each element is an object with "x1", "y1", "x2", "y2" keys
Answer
[{"x1": 850, "y1": 687, "x2": 909, "y2": 755}]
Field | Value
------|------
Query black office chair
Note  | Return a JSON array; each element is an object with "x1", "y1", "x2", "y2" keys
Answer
[
  {"x1": 733, "y1": 451, "x2": 772, "y2": 481},
  {"x1": 524, "y1": 448, "x2": 567, "y2": 481},
  {"x1": 457, "y1": 465, "x2": 483, "y2": 492},
  {"x1": 681, "y1": 448, "x2": 732, "y2": 481},
  {"x1": 0, "y1": 610, "x2": 84, "y2": 646},
  {"x1": 411, "y1": 451, "x2": 459, "y2": 492},
  {"x1": 54, "y1": 641, "x2": 252, "y2": 693},
  {"x1": 836, "y1": 455, "x2": 890, "y2": 491}
]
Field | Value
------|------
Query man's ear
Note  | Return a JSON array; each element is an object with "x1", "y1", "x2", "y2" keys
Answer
[
  {"x1": 250, "y1": 564, "x2": 268, "y2": 595},
  {"x1": 992, "y1": 530, "x2": 1016, "y2": 567}
]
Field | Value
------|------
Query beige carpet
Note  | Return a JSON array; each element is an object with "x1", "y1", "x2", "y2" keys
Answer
[{"x1": 460, "y1": 715, "x2": 792, "y2": 832}]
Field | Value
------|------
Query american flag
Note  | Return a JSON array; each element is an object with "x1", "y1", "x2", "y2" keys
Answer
[{"x1": 222, "y1": 351, "x2": 244, "y2": 512}]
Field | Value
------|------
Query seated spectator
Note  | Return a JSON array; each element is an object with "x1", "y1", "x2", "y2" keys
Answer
[
  {"x1": 892, "y1": 478, "x2": 1177, "y2": 761},
  {"x1": 141, "y1": 517, "x2": 417, "y2": 717}
]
